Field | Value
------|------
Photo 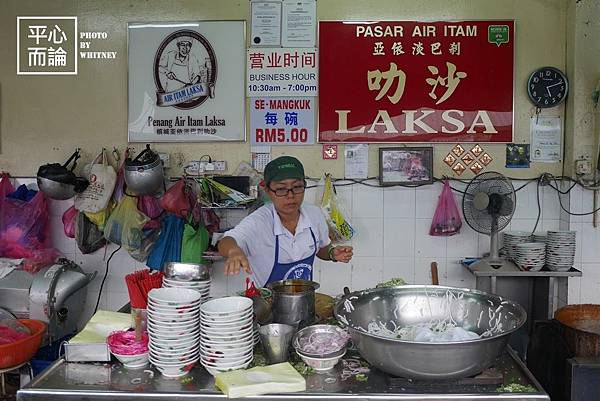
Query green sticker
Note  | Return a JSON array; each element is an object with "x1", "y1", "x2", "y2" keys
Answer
[{"x1": 488, "y1": 25, "x2": 509, "y2": 46}]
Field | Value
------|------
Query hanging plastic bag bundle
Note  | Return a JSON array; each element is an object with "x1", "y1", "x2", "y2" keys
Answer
[
  {"x1": 318, "y1": 174, "x2": 355, "y2": 242},
  {"x1": 62, "y1": 206, "x2": 77, "y2": 238},
  {"x1": 146, "y1": 214, "x2": 185, "y2": 271},
  {"x1": 75, "y1": 149, "x2": 117, "y2": 213},
  {"x1": 429, "y1": 180, "x2": 462, "y2": 236},
  {"x1": 76, "y1": 211, "x2": 107, "y2": 254},
  {"x1": 104, "y1": 194, "x2": 150, "y2": 252}
]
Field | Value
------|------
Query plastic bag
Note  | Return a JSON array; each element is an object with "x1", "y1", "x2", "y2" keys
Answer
[
  {"x1": 76, "y1": 212, "x2": 107, "y2": 254},
  {"x1": 0, "y1": 174, "x2": 14, "y2": 200},
  {"x1": 84, "y1": 199, "x2": 115, "y2": 231},
  {"x1": 146, "y1": 214, "x2": 184, "y2": 271},
  {"x1": 159, "y1": 179, "x2": 190, "y2": 218},
  {"x1": 429, "y1": 180, "x2": 462, "y2": 236},
  {"x1": 181, "y1": 215, "x2": 209, "y2": 264},
  {"x1": 75, "y1": 149, "x2": 117, "y2": 213},
  {"x1": 128, "y1": 227, "x2": 160, "y2": 262},
  {"x1": 62, "y1": 206, "x2": 77, "y2": 238},
  {"x1": 0, "y1": 191, "x2": 59, "y2": 272},
  {"x1": 318, "y1": 174, "x2": 355, "y2": 242},
  {"x1": 138, "y1": 195, "x2": 163, "y2": 219},
  {"x1": 104, "y1": 195, "x2": 150, "y2": 253}
]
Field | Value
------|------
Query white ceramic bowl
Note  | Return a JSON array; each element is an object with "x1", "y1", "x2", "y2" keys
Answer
[
  {"x1": 112, "y1": 351, "x2": 149, "y2": 369},
  {"x1": 204, "y1": 359, "x2": 252, "y2": 377},
  {"x1": 200, "y1": 344, "x2": 254, "y2": 358},
  {"x1": 201, "y1": 353, "x2": 252, "y2": 368},
  {"x1": 149, "y1": 288, "x2": 202, "y2": 304},
  {"x1": 200, "y1": 296, "x2": 253, "y2": 316},
  {"x1": 296, "y1": 350, "x2": 346, "y2": 372}
]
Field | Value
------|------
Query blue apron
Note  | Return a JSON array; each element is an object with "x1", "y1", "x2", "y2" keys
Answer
[{"x1": 266, "y1": 228, "x2": 317, "y2": 284}]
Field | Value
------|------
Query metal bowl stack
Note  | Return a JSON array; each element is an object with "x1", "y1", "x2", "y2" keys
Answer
[
  {"x1": 162, "y1": 263, "x2": 211, "y2": 303},
  {"x1": 334, "y1": 285, "x2": 526, "y2": 379}
]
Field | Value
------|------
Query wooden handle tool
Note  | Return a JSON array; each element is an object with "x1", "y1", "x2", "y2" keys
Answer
[{"x1": 431, "y1": 262, "x2": 439, "y2": 285}]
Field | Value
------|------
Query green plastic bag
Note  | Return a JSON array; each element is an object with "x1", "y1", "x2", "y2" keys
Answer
[{"x1": 181, "y1": 215, "x2": 209, "y2": 264}]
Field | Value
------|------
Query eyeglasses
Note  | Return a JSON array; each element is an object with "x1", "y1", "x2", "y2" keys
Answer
[{"x1": 268, "y1": 184, "x2": 306, "y2": 197}]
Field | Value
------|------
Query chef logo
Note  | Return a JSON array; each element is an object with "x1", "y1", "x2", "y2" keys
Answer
[
  {"x1": 284, "y1": 263, "x2": 312, "y2": 280},
  {"x1": 153, "y1": 30, "x2": 217, "y2": 110}
]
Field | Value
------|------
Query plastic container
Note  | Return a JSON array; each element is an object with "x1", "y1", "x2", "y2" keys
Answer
[{"x1": 0, "y1": 319, "x2": 47, "y2": 369}]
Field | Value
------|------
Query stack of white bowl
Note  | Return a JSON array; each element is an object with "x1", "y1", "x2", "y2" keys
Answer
[
  {"x1": 162, "y1": 276, "x2": 211, "y2": 304},
  {"x1": 502, "y1": 231, "x2": 532, "y2": 260},
  {"x1": 147, "y1": 288, "x2": 201, "y2": 378},
  {"x1": 545, "y1": 231, "x2": 576, "y2": 272},
  {"x1": 199, "y1": 296, "x2": 254, "y2": 376},
  {"x1": 514, "y1": 242, "x2": 546, "y2": 271}
]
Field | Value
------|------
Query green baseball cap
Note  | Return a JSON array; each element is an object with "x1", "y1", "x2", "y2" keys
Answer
[{"x1": 264, "y1": 156, "x2": 305, "y2": 185}]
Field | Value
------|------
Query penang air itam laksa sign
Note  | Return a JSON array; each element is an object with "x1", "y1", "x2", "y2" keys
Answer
[
  {"x1": 318, "y1": 21, "x2": 514, "y2": 143},
  {"x1": 128, "y1": 21, "x2": 245, "y2": 142}
]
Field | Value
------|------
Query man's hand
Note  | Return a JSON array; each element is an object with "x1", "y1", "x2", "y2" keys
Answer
[
  {"x1": 166, "y1": 72, "x2": 176, "y2": 80},
  {"x1": 333, "y1": 246, "x2": 353, "y2": 263},
  {"x1": 224, "y1": 248, "x2": 252, "y2": 276}
]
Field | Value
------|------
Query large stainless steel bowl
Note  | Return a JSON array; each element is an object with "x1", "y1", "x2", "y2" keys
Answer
[{"x1": 334, "y1": 285, "x2": 526, "y2": 379}]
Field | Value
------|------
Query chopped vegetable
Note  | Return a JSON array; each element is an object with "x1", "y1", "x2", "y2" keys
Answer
[
  {"x1": 355, "y1": 373, "x2": 368, "y2": 382},
  {"x1": 292, "y1": 361, "x2": 315, "y2": 376},
  {"x1": 496, "y1": 383, "x2": 537, "y2": 393},
  {"x1": 180, "y1": 376, "x2": 194, "y2": 385},
  {"x1": 375, "y1": 278, "x2": 407, "y2": 288}
]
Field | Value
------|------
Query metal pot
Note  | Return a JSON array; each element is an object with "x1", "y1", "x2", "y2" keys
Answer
[
  {"x1": 267, "y1": 279, "x2": 319, "y2": 329},
  {"x1": 334, "y1": 285, "x2": 526, "y2": 379},
  {"x1": 555, "y1": 304, "x2": 600, "y2": 357}
]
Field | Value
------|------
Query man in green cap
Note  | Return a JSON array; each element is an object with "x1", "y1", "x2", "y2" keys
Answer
[{"x1": 218, "y1": 156, "x2": 353, "y2": 286}]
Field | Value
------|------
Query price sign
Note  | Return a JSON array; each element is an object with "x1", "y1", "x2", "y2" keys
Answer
[{"x1": 250, "y1": 97, "x2": 315, "y2": 145}]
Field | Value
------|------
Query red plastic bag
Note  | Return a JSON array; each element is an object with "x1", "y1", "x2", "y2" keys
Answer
[
  {"x1": 159, "y1": 179, "x2": 190, "y2": 218},
  {"x1": 62, "y1": 206, "x2": 77, "y2": 238},
  {"x1": 0, "y1": 174, "x2": 14, "y2": 200},
  {"x1": 429, "y1": 181, "x2": 462, "y2": 236}
]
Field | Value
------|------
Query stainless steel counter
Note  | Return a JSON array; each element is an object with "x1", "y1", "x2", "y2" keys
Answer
[{"x1": 18, "y1": 348, "x2": 549, "y2": 401}]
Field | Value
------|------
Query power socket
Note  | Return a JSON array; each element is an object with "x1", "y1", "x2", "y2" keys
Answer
[
  {"x1": 576, "y1": 160, "x2": 592, "y2": 175},
  {"x1": 213, "y1": 161, "x2": 227, "y2": 172}
]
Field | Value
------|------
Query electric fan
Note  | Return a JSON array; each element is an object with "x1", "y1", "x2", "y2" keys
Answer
[{"x1": 462, "y1": 171, "x2": 519, "y2": 271}]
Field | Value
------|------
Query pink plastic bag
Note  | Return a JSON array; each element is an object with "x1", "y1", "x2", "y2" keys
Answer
[
  {"x1": 62, "y1": 206, "x2": 77, "y2": 238},
  {"x1": 138, "y1": 195, "x2": 163, "y2": 219},
  {"x1": 429, "y1": 181, "x2": 462, "y2": 236},
  {"x1": 0, "y1": 191, "x2": 59, "y2": 272}
]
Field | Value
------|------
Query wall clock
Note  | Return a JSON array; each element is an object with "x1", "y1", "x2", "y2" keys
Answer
[{"x1": 527, "y1": 66, "x2": 568, "y2": 109}]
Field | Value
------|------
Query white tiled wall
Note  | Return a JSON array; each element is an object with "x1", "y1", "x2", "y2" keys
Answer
[{"x1": 29, "y1": 178, "x2": 599, "y2": 327}]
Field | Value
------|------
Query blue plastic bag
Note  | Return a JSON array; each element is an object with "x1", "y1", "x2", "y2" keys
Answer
[{"x1": 146, "y1": 214, "x2": 185, "y2": 271}]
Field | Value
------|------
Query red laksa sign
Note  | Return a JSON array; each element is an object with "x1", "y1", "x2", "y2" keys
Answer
[{"x1": 318, "y1": 21, "x2": 514, "y2": 143}]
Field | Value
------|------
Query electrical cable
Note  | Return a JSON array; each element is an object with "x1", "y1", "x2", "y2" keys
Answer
[
  {"x1": 93, "y1": 245, "x2": 122, "y2": 314},
  {"x1": 530, "y1": 177, "x2": 542, "y2": 235}
]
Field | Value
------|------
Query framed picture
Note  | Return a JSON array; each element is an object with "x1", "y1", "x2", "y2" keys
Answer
[
  {"x1": 379, "y1": 147, "x2": 434, "y2": 186},
  {"x1": 128, "y1": 21, "x2": 246, "y2": 142}
]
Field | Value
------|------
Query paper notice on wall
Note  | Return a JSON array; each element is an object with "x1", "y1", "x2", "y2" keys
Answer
[
  {"x1": 282, "y1": 0, "x2": 316, "y2": 47},
  {"x1": 530, "y1": 116, "x2": 562, "y2": 162},
  {"x1": 345, "y1": 144, "x2": 368, "y2": 179},
  {"x1": 251, "y1": 1, "x2": 282, "y2": 47}
]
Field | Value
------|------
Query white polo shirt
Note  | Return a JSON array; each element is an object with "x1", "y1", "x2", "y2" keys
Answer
[{"x1": 223, "y1": 202, "x2": 331, "y2": 286}]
